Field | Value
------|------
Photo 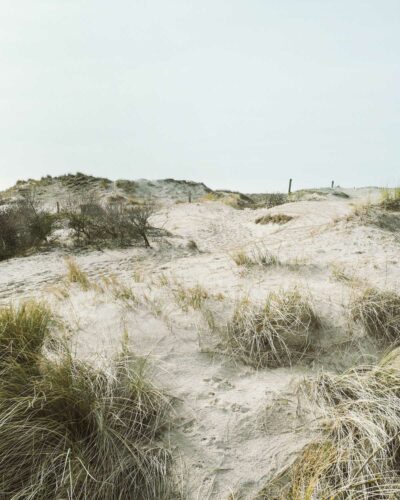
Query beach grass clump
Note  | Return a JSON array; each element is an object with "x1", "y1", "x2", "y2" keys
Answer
[
  {"x1": 380, "y1": 187, "x2": 400, "y2": 210},
  {"x1": 231, "y1": 246, "x2": 280, "y2": 268},
  {"x1": 0, "y1": 301, "x2": 173, "y2": 499},
  {"x1": 65, "y1": 257, "x2": 91, "y2": 290},
  {"x1": 255, "y1": 214, "x2": 293, "y2": 225},
  {"x1": 0, "y1": 301, "x2": 53, "y2": 366},
  {"x1": 223, "y1": 289, "x2": 320, "y2": 368},
  {"x1": 173, "y1": 283, "x2": 209, "y2": 311},
  {"x1": 262, "y1": 356, "x2": 400, "y2": 499},
  {"x1": 112, "y1": 283, "x2": 138, "y2": 306},
  {"x1": 351, "y1": 287, "x2": 400, "y2": 343}
]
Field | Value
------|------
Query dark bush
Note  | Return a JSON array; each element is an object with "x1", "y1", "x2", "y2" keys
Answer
[
  {"x1": 64, "y1": 199, "x2": 156, "y2": 248},
  {"x1": 0, "y1": 193, "x2": 56, "y2": 261}
]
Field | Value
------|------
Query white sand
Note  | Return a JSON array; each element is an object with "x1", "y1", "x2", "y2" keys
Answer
[{"x1": 1, "y1": 187, "x2": 399, "y2": 498}]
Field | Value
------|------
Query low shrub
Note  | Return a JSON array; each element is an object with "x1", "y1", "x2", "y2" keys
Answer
[
  {"x1": 0, "y1": 195, "x2": 56, "y2": 260},
  {"x1": 64, "y1": 200, "x2": 156, "y2": 248}
]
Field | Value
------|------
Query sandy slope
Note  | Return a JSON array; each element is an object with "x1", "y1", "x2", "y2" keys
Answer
[{"x1": 1, "y1": 188, "x2": 399, "y2": 498}]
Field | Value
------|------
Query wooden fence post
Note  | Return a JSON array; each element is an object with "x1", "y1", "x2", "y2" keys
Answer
[{"x1": 288, "y1": 178, "x2": 292, "y2": 195}]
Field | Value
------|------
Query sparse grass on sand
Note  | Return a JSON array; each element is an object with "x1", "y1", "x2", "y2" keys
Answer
[
  {"x1": 0, "y1": 301, "x2": 173, "y2": 499},
  {"x1": 222, "y1": 289, "x2": 320, "y2": 368},
  {"x1": 330, "y1": 263, "x2": 363, "y2": 286},
  {"x1": 231, "y1": 246, "x2": 280, "y2": 268},
  {"x1": 255, "y1": 214, "x2": 293, "y2": 225},
  {"x1": 102, "y1": 275, "x2": 139, "y2": 307},
  {"x1": 380, "y1": 187, "x2": 400, "y2": 210},
  {"x1": 261, "y1": 349, "x2": 400, "y2": 499},
  {"x1": 351, "y1": 287, "x2": 400, "y2": 343},
  {"x1": 65, "y1": 257, "x2": 91, "y2": 290},
  {"x1": 173, "y1": 283, "x2": 209, "y2": 311}
]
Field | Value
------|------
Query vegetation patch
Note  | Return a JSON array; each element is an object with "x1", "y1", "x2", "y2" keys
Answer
[
  {"x1": 0, "y1": 301, "x2": 173, "y2": 499},
  {"x1": 222, "y1": 289, "x2": 320, "y2": 368},
  {"x1": 64, "y1": 198, "x2": 156, "y2": 248},
  {"x1": 231, "y1": 246, "x2": 280, "y2": 267},
  {"x1": 347, "y1": 190, "x2": 400, "y2": 231},
  {"x1": 261, "y1": 353, "x2": 400, "y2": 498},
  {"x1": 115, "y1": 179, "x2": 137, "y2": 193},
  {"x1": 173, "y1": 283, "x2": 209, "y2": 311},
  {"x1": 0, "y1": 190, "x2": 56, "y2": 261},
  {"x1": 65, "y1": 258, "x2": 91, "y2": 290},
  {"x1": 255, "y1": 214, "x2": 293, "y2": 225},
  {"x1": 351, "y1": 288, "x2": 400, "y2": 343}
]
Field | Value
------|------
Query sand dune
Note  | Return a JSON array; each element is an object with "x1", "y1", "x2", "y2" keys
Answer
[{"x1": 1, "y1": 183, "x2": 399, "y2": 498}]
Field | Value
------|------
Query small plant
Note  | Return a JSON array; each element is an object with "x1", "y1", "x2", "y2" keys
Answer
[
  {"x1": 187, "y1": 239, "x2": 198, "y2": 251},
  {"x1": 222, "y1": 289, "x2": 320, "y2": 368},
  {"x1": 65, "y1": 258, "x2": 91, "y2": 290},
  {"x1": 255, "y1": 214, "x2": 293, "y2": 225},
  {"x1": 330, "y1": 263, "x2": 361, "y2": 286},
  {"x1": 231, "y1": 246, "x2": 280, "y2": 268},
  {"x1": 351, "y1": 287, "x2": 400, "y2": 343},
  {"x1": 132, "y1": 270, "x2": 144, "y2": 282},
  {"x1": 101, "y1": 275, "x2": 138, "y2": 306},
  {"x1": 156, "y1": 273, "x2": 171, "y2": 287},
  {"x1": 173, "y1": 283, "x2": 209, "y2": 311},
  {"x1": 113, "y1": 284, "x2": 138, "y2": 307}
]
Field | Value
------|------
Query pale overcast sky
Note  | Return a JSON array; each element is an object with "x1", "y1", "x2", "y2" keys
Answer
[{"x1": 0, "y1": 1, "x2": 399, "y2": 192}]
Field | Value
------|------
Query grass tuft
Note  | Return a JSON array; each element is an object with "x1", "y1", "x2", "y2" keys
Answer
[
  {"x1": 0, "y1": 301, "x2": 53, "y2": 366},
  {"x1": 262, "y1": 354, "x2": 400, "y2": 498},
  {"x1": 231, "y1": 246, "x2": 280, "y2": 268},
  {"x1": 255, "y1": 214, "x2": 293, "y2": 225},
  {"x1": 222, "y1": 289, "x2": 320, "y2": 368},
  {"x1": 173, "y1": 283, "x2": 209, "y2": 311},
  {"x1": 65, "y1": 258, "x2": 91, "y2": 290},
  {"x1": 351, "y1": 287, "x2": 400, "y2": 343},
  {"x1": 0, "y1": 302, "x2": 174, "y2": 499}
]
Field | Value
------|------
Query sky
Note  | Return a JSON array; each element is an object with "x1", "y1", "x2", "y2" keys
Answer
[{"x1": 0, "y1": 1, "x2": 399, "y2": 192}]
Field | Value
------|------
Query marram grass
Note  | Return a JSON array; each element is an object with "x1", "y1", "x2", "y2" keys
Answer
[
  {"x1": 222, "y1": 289, "x2": 320, "y2": 368},
  {"x1": 351, "y1": 287, "x2": 400, "y2": 344},
  {"x1": 261, "y1": 351, "x2": 400, "y2": 499},
  {"x1": 0, "y1": 301, "x2": 174, "y2": 500}
]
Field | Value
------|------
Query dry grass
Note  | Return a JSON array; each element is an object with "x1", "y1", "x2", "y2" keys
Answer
[
  {"x1": 222, "y1": 289, "x2": 320, "y2": 368},
  {"x1": 0, "y1": 301, "x2": 174, "y2": 499},
  {"x1": 255, "y1": 214, "x2": 293, "y2": 225},
  {"x1": 155, "y1": 273, "x2": 171, "y2": 287},
  {"x1": 231, "y1": 246, "x2": 280, "y2": 268},
  {"x1": 351, "y1": 287, "x2": 400, "y2": 343},
  {"x1": 65, "y1": 258, "x2": 91, "y2": 290},
  {"x1": 330, "y1": 263, "x2": 363, "y2": 286},
  {"x1": 173, "y1": 283, "x2": 209, "y2": 311},
  {"x1": 262, "y1": 353, "x2": 400, "y2": 499},
  {"x1": 380, "y1": 187, "x2": 400, "y2": 207},
  {"x1": 102, "y1": 275, "x2": 139, "y2": 307}
]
